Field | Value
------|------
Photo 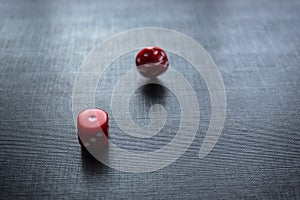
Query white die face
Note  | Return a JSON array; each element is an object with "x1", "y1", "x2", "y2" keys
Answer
[
  {"x1": 137, "y1": 63, "x2": 168, "y2": 78},
  {"x1": 79, "y1": 131, "x2": 107, "y2": 149}
]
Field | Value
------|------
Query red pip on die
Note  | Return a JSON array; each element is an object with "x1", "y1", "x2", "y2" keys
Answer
[{"x1": 77, "y1": 109, "x2": 109, "y2": 149}]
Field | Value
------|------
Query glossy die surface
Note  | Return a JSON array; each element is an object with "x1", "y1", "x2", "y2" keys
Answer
[{"x1": 135, "y1": 46, "x2": 169, "y2": 78}]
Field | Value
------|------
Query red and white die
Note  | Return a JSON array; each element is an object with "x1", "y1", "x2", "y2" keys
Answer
[
  {"x1": 135, "y1": 46, "x2": 169, "y2": 78},
  {"x1": 77, "y1": 109, "x2": 109, "y2": 149}
]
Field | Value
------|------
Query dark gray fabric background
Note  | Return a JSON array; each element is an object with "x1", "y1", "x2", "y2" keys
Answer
[{"x1": 0, "y1": 0, "x2": 300, "y2": 199}]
